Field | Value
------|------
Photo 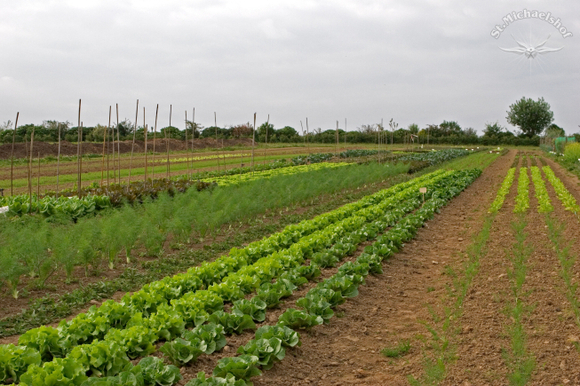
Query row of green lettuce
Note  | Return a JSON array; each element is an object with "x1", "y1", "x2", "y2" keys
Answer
[
  {"x1": 71, "y1": 168, "x2": 482, "y2": 386},
  {"x1": 0, "y1": 169, "x2": 458, "y2": 384}
]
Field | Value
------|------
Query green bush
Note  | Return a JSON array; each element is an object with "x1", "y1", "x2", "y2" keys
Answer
[{"x1": 564, "y1": 142, "x2": 580, "y2": 163}]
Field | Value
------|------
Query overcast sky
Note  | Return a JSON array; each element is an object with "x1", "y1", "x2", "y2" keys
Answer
[{"x1": 1, "y1": 0, "x2": 579, "y2": 135}]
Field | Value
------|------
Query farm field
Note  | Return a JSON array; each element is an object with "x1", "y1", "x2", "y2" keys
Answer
[{"x1": 5, "y1": 148, "x2": 579, "y2": 385}]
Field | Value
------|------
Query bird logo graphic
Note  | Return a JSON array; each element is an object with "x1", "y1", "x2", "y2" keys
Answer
[{"x1": 499, "y1": 34, "x2": 563, "y2": 59}]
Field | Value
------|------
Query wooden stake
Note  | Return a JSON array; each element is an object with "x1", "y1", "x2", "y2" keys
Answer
[
  {"x1": 185, "y1": 110, "x2": 189, "y2": 178},
  {"x1": 76, "y1": 99, "x2": 82, "y2": 197},
  {"x1": 166, "y1": 104, "x2": 171, "y2": 179},
  {"x1": 214, "y1": 112, "x2": 219, "y2": 171},
  {"x1": 191, "y1": 108, "x2": 195, "y2": 176},
  {"x1": 28, "y1": 129, "x2": 34, "y2": 208},
  {"x1": 37, "y1": 152, "x2": 40, "y2": 198},
  {"x1": 300, "y1": 120, "x2": 305, "y2": 149},
  {"x1": 115, "y1": 104, "x2": 119, "y2": 184},
  {"x1": 129, "y1": 99, "x2": 139, "y2": 182},
  {"x1": 101, "y1": 109, "x2": 108, "y2": 187},
  {"x1": 106, "y1": 106, "x2": 111, "y2": 187},
  {"x1": 144, "y1": 107, "x2": 148, "y2": 182},
  {"x1": 152, "y1": 104, "x2": 158, "y2": 180},
  {"x1": 335, "y1": 120, "x2": 339, "y2": 157},
  {"x1": 305, "y1": 118, "x2": 310, "y2": 159},
  {"x1": 263, "y1": 114, "x2": 270, "y2": 165},
  {"x1": 344, "y1": 118, "x2": 347, "y2": 151},
  {"x1": 251, "y1": 113, "x2": 256, "y2": 175},
  {"x1": 10, "y1": 112, "x2": 19, "y2": 196}
]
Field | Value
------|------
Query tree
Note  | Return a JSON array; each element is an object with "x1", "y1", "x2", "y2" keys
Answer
[
  {"x1": 506, "y1": 97, "x2": 554, "y2": 137},
  {"x1": 408, "y1": 123, "x2": 419, "y2": 134},
  {"x1": 440, "y1": 120, "x2": 462, "y2": 136}
]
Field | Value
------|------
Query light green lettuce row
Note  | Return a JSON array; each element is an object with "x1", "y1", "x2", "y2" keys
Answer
[
  {"x1": 201, "y1": 162, "x2": 351, "y2": 187},
  {"x1": 489, "y1": 167, "x2": 515, "y2": 213},
  {"x1": 513, "y1": 167, "x2": 530, "y2": 214},
  {"x1": 530, "y1": 166, "x2": 553, "y2": 213},
  {"x1": 543, "y1": 166, "x2": 580, "y2": 214}
]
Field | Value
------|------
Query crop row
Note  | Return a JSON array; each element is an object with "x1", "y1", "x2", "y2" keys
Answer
[
  {"x1": 513, "y1": 167, "x2": 530, "y2": 214},
  {"x1": 12, "y1": 168, "x2": 480, "y2": 386},
  {"x1": 397, "y1": 148, "x2": 472, "y2": 165},
  {"x1": 177, "y1": 169, "x2": 483, "y2": 385},
  {"x1": 153, "y1": 154, "x2": 252, "y2": 164},
  {"x1": 530, "y1": 166, "x2": 553, "y2": 213},
  {"x1": 0, "y1": 195, "x2": 112, "y2": 219},
  {"x1": 200, "y1": 162, "x2": 350, "y2": 187},
  {"x1": 542, "y1": 166, "x2": 580, "y2": 214},
  {"x1": 0, "y1": 169, "x2": 455, "y2": 384},
  {"x1": 488, "y1": 167, "x2": 515, "y2": 213}
]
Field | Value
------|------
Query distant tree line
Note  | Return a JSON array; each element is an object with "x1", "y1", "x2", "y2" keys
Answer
[{"x1": 0, "y1": 119, "x2": 577, "y2": 147}]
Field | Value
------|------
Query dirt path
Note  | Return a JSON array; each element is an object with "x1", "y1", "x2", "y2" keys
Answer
[{"x1": 248, "y1": 150, "x2": 512, "y2": 385}]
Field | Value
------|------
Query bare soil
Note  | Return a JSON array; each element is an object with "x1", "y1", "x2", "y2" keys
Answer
[{"x1": 0, "y1": 138, "x2": 255, "y2": 160}]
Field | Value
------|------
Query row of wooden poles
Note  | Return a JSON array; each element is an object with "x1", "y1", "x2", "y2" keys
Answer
[{"x1": 7, "y1": 100, "x2": 354, "y2": 200}]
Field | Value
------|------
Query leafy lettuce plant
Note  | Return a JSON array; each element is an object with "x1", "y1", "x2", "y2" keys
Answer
[
  {"x1": 277, "y1": 309, "x2": 323, "y2": 330},
  {"x1": 212, "y1": 355, "x2": 261, "y2": 382},
  {"x1": 207, "y1": 311, "x2": 256, "y2": 335},
  {"x1": 231, "y1": 299, "x2": 267, "y2": 323},
  {"x1": 18, "y1": 326, "x2": 70, "y2": 361},
  {"x1": 236, "y1": 337, "x2": 285, "y2": 370},
  {"x1": 19, "y1": 357, "x2": 88, "y2": 386},
  {"x1": 295, "y1": 295, "x2": 334, "y2": 323},
  {"x1": 79, "y1": 365, "x2": 144, "y2": 386},
  {"x1": 185, "y1": 371, "x2": 247, "y2": 386},
  {"x1": 138, "y1": 357, "x2": 182, "y2": 386},
  {"x1": 68, "y1": 341, "x2": 131, "y2": 378},
  {"x1": 104, "y1": 326, "x2": 157, "y2": 360},
  {"x1": 254, "y1": 325, "x2": 301, "y2": 348},
  {"x1": 188, "y1": 324, "x2": 227, "y2": 355},
  {"x1": 0, "y1": 344, "x2": 42, "y2": 384},
  {"x1": 160, "y1": 337, "x2": 207, "y2": 367}
]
